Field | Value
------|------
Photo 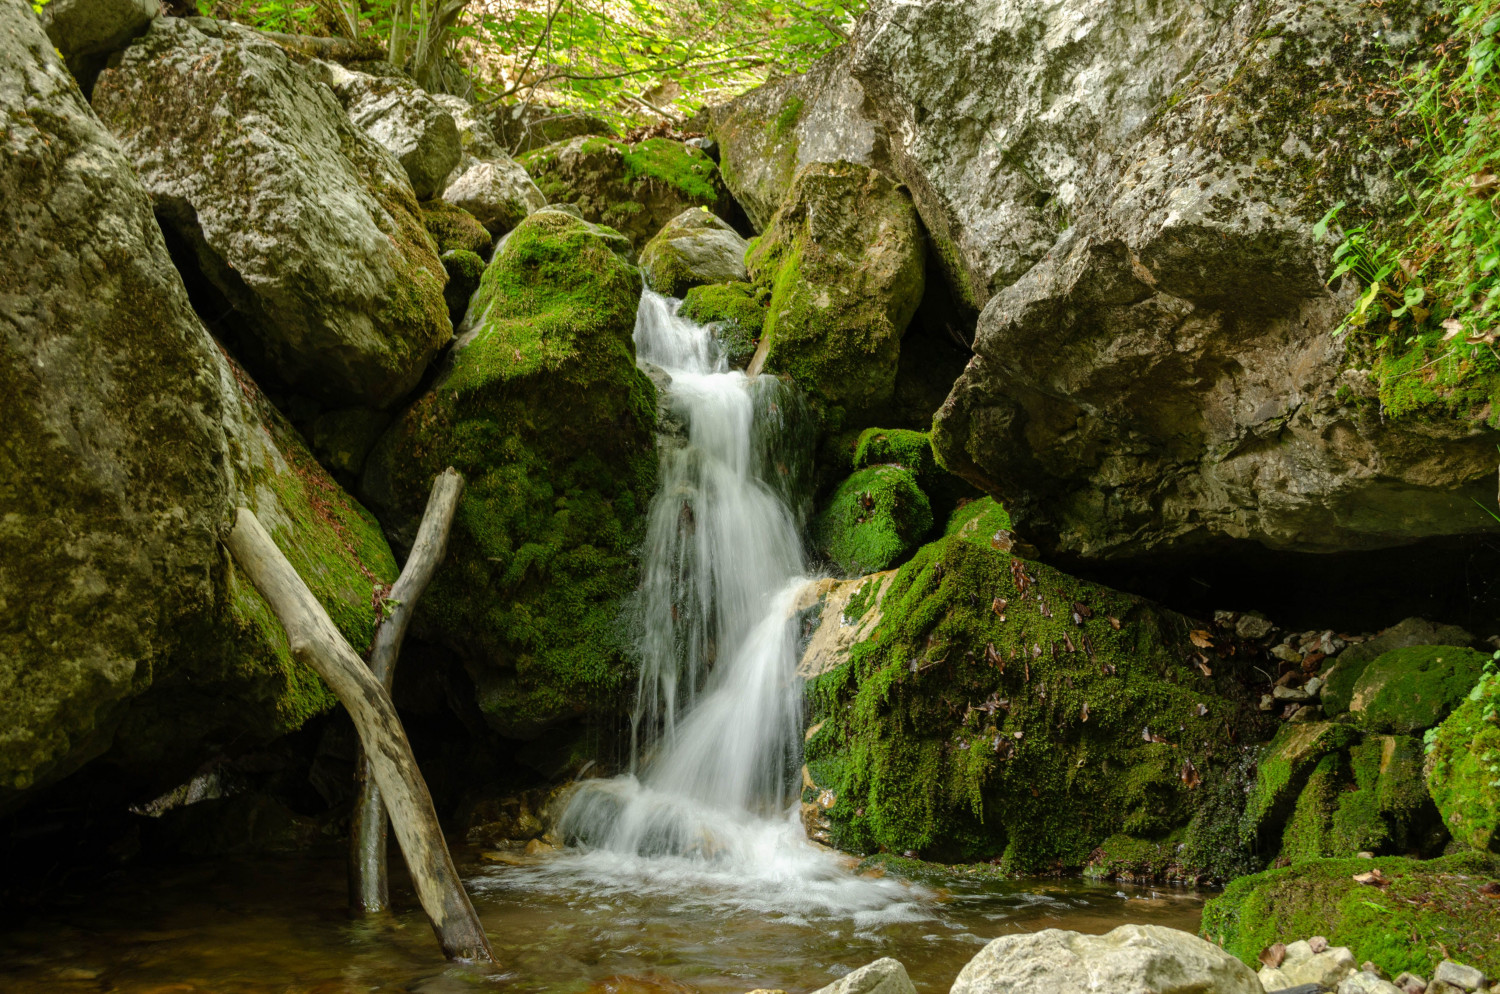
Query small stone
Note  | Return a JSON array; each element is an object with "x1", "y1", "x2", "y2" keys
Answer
[
  {"x1": 1304, "y1": 676, "x2": 1323, "y2": 696},
  {"x1": 1434, "y1": 962, "x2": 1486, "y2": 992},
  {"x1": 1395, "y1": 973, "x2": 1428, "y2": 994},
  {"x1": 1261, "y1": 966, "x2": 1292, "y2": 990},
  {"x1": 523, "y1": 838, "x2": 557, "y2": 856},
  {"x1": 1289, "y1": 705, "x2": 1323, "y2": 723},
  {"x1": 1339, "y1": 974, "x2": 1403, "y2": 994},
  {"x1": 1365, "y1": 963, "x2": 1386, "y2": 978},
  {"x1": 1274, "y1": 684, "x2": 1311, "y2": 701},
  {"x1": 1260, "y1": 694, "x2": 1276, "y2": 711},
  {"x1": 1284, "y1": 945, "x2": 1357, "y2": 988},
  {"x1": 1236, "y1": 612, "x2": 1275, "y2": 640},
  {"x1": 1284, "y1": 940, "x2": 1314, "y2": 966},
  {"x1": 1358, "y1": 851, "x2": 1375, "y2": 859},
  {"x1": 1310, "y1": 936, "x2": 1329, "y2": 953},
  {"x1": 1273, "y1": 644, "x2": 1304, "y2": 663}
]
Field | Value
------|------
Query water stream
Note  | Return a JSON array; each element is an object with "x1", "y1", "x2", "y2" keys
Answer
[{"x1": 0, "y1": 292, "x2": 1206, "y2": 993}]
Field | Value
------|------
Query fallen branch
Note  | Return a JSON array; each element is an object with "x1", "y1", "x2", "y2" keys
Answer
[
  {"x1": 225, "y1": 505, "x2": 492, "y2": 963},
  {"x1": 350, "y1": 468, "x2": 465, "y2": 916}
]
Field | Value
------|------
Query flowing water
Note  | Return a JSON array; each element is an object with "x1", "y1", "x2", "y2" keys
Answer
[{"x1": 0, "y1": 291, "x2": 1205, "y2": 993}]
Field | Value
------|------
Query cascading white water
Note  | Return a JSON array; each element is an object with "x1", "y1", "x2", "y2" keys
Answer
[{"x1": 529, "y1": 290, "x2": 926, "y2": 920}]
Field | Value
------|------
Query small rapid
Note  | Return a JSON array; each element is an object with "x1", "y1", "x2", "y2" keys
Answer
[{"x1": 508, "y1": 290, "x2": 924, "y2": 920}]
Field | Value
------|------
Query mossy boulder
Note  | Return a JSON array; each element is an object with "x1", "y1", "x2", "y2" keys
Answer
[
  {"x1": 745, "y1": 162, "x2": 925, "y2": 429},
  {"x1": 853, "y1": 428, "x2": 937, "y2": 485},
  {"x1": 802, "y1": 532, "x2": 1272, "y2": 870},
  {"x1": 639, "y1": 208, "x2": 750, "y2": 297},
  {"x1": 93, "y1": 18, "x2": 451, "y2": 409},
  {"x1": 678, "y1": 282, "x2": 765, "y2": 368},
  {"x1": 440, "y1": 248, "x2": 486, "y2": 325},
  {"x1": 327, "y1": 62, "x2": 461, "y2": 201},
  {"x1": 363, "y1": 209, "x2": 657, "y2": 738},
  {"x1": 1201, "y1": 852, "x2": 1500, "y2": 977},
  {"x1": 1426, "y1": 657, "x2": 1500, "y2": 852},
  {"x1": 492, "y1": 102, "x2": 616, "y2": 155},
  {"x1": 519, "y1": 135, "x2": 736, "y2": 248},
  {"x1": 2, "y1": 2, "x2": 395, "y2": 809},
  {"x1": 1084, "y1": 833, "x2": 1183, "y2": 882},
  {"x1": 422, "y1": 200, "x2": 492, "y2": 256},
  {"x1": 1349, "y1": 645, "x2": 1489, "y2": 734},
  {"x1": 945, "y1": 498, "x2": 1015, "y2": 550},
  {"x1": 814, "y1": 466, "x2": 934, "y2": 576},
  {"x1": 1240, "y1": 721, "x2": 1361, "y2": 851}
]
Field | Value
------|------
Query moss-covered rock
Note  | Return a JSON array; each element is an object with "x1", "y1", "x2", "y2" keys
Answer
[
  {"x1": 1240, "y1": 722, "x2": 1361, "y2": 853},
  {"x1": 1323, "y1": 619, "x2": 1476, "y2": 716},
  {"x1": 422, "y1": 200, "x2": 492, "y2": 256},
  {"x1": 1201, "y1": 852, "x2": 1500, "y2": 977},
  {"x1": 853, "y1": 428, "x2": 936, "y2": 481},
  {"x1": 945, "y1": 498, "x2": 1015, "y2": 550},
  {"x1": 364, "y1": 209, "x2": 657, "y2": 738},
  {"x1": 519, "y1": 135, "x2": 736, "y2": 248},
  {"x1": 441, "y1": 248, "x2": 486, "y2": 325},
  {"x1": 678, "y1": 282, "x2": 765, "y2": 368},
  {"x1": 93, "y1": 18, "x2": 451, "y2": 409},
  {"x1": 1426, "y1": 655, "x2": 1500, "y2": 852},
  {"x1": 1349, "y1": 645, "x2": 1489, "y2": 734},
  {"x1": 327, "y1": 62, "x2": 461, "y2": 201},
  {"x1": 813, "y1": 466, "x2": 934, "y2": 576},
  {"x1": 1084, "y1": 833, "x2": 1184, "y2": 882},
  {"x1": 803, "y1": 532, "x2": 1272, "y2": 870},
  {"x1": 639, "y1": 208, "x2": 749, "y2": 297},
  {"x1": 745, "y1": 162, "x2": 925, "y2": 429}
]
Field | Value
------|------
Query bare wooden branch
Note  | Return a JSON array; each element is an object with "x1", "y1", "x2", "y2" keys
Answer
[
  {"x1": 225, "y1": 506, "x2": 491, "y2": 963},
  {"x1": 350, "y1": 468, "x2": 465, "y2": 916}
]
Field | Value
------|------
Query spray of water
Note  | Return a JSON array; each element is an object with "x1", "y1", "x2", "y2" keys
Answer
[{"x1": 532, "y1": 290, "x2": 925, "y2": 920}]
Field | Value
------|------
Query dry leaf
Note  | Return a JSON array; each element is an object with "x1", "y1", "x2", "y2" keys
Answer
[
  {"x1": 1080, "y1": 701, "x2": 1090, "y2": 722},
  {"x1": 992, "y1": 597, "x2": 1008, "y2": 615},
  {"x1": 1180, "y1": 758, "x2": 1200, "y2": 789},
  {"x1": 1190, "y1": 630, "x2": 1214, "y2": 648},
  {"x1": 1108, "y1": 616, "x2": 1121, "y2": 630},
  {"x1": 1353, "y1": 869, "x2": 1388, "y2": 887},
  {"x1": 1442, "y1": 317, "x2": 1465, "y2": 341},
  {"x1": 1194, "y1": 655, "x2": 1213, "y2": 677},
  {"x1": 1259, "y1": 943, "x2": 1287, "y2": 969},
  {"x1": 1197, "y1": 703, "x2": 1210, "y2": 717}
]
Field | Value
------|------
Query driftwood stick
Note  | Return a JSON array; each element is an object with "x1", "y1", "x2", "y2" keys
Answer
[
  {"x1": 350, "y1": 468, "x2": 465, "y2": 916},
  {"x1": 225, "y1": 507, "x2": 492, "y2": 963}
]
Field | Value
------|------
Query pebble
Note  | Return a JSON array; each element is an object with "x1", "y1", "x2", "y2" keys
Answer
[
  {"x1": 1303, "y1": 676, "x2": 1323, "y2": 697},
  {"x1": 1274, "y1": 684, "x2": 1311, "y2": 701},
  {"x1": 1434, "y1": 962, "x2": 1486, "y2": 992},
  {"x1": 1395, "y1": 973, "x2": 1428, "y2": 994}
]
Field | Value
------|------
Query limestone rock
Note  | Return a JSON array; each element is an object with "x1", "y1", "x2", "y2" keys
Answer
[
  {"x1": 1342, "y1": 974, "x2": 1405, "y2": 994},
  {"x1": 1281, "y1": 941, "x2": 1358, "y2": 987},
  {"x1": 793, "y1": 572, "x2": 897, "y2": 678},
  {"x1": 520, "y1": 135, "x2": 736, "y2": 248},
  {"x1": 811, "y1": 958, "x2": 915, "y2": 994},
  {"x1": 951, "y1": 925, "x2": 1262, "y2": 994},
  {"x1": 640, "y1": 208, "x2": 749, "y2": 297},
  {"x1": 328, "y1": 62, "x2": 461, "y2": 200},
  {"x1": 2, "y1": 1, "x2": 396, "y2": 808},
  {"x1": 430, "y1": 92, "x2": 506, "y2": 161},
  {"x1": 444, "y1": 155, "x2": 548, "y2": 235},
  {"x1": 40, "y1": 0, "x2": 156, "y2": 90},
  {"x1": 1433, "y1": 962, "x2": 1486, "y2": 992},
  {"x1": 678, "y1": 282, "x2": 765, "y2": 369},
  {"x1": 709, "y1": 45, "x2": 887, "y2": 232},
  {"x1": 363, "y1": 209, "x2": 657, "y2": 738},
  {"x1": 1348, "y1": 645, "x2": 1489, "y2": 734},
  {"x1": 745, "y1": 162, "x2": 925, "y2": 423},
  {"x1": 93, "y1": 18, "x2": 451, "y2": 409},
  {"x1": 1324, "y1": 619, "x2": 1476, "y2": 716},
  {"x1": 491, "y1": 101, "x2": 616, "y2": 155}
]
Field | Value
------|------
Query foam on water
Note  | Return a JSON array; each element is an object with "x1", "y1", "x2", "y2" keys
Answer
[{"x1": 543, "y1": 289, "x2": 931, "y2": 920}]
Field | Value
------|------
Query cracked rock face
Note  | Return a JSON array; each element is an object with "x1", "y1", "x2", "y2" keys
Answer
[
  {"x1": 327, "y1": 63, "x2": 462, "y2": 201},
  {"x1": 93, "y1": 18, "x2": 451, "y2": 410},
  {"x1": 722, "y1": 0, "x2": 1499, "y2": 560}
]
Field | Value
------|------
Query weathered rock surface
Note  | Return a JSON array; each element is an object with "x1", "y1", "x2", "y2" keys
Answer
[
  {"x1": 363, "y1": 209, "x2": 657, "y2": 738},
  {"x1": 951, "y1": 925, "x2": 1262, "y2": 994},
  {"x1": 520, "y1": 135, "x2": 736, "y2": 248},
  {"x1": 810, "y1": 958, "x2": 915, "y2": 994},
  {"x1": 40, "y1": 0, "x2": 156, "y2": 90},
  {"x1": 1323, "y1": 618, "x2": 1475, "y2": 715},
  {"x1": 639, "y1": 208, "x2": 749, "y2": 297},
  {"x1": 2, "y1": 2, "x2": 395, "y2": 808},
  {"x1": 429, "y1": 93, "x2": 548, "y2": 235},
  {"x1": 745, "y1": 162, "x2": 924, "y2": 426},
  {"x1": 93, "y1": 18, "x2": 451, "y2": 409},
  {"x1": 1347, "y1": 645, "x2": 1488, "y2": 734},
  {"x1": 327, "y1": 62, "x2": 461, "y2": 200},
  {"x1": 491, "y1": 102, "x2": 616, "y2": 155},
  {"x1": 709, "y1": 45, "x2": 887, "y2": 232}
]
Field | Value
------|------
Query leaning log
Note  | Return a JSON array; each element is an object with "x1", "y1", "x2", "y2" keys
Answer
[
  {"x1": 225, "y1": 507, "x2": 493, "y2": 963},
  {"x1": 350, "y1": 467, "x2": 465, "y2": 915}
]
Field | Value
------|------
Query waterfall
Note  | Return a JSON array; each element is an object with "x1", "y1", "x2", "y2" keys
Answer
[{"x1": 537, "y1": 290, "x2": 924, "y2": 919}]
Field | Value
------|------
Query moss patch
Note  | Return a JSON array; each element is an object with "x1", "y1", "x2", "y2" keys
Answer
[
  {"x1": 813, "y1": 466, "x2": 934, "y2": 576},
  {"x1": 441, "y1": 248, "x2": 486, "y2": 324},
  {"x1": 1350, "y1": 644, "x2": 1489, "y2": 734},
  {"x1": 1201, "y1": 852, "x2": 1500, "y2": 976},
  {"x1": 679, "y1": 282, "x2": 766, "y2": 368},
  {"x1": 367, "y1": 209, "x2": 656, "y2": 737},
  {"x1": 1426, "y1": 654, "x2": 1500, "y2": 852},
  {"x1": 803, "y1": 533, "x2": 1272, "y2": 871},
  {"x1": 422, "y1": 199, "x2": 492, "y2": 256}
]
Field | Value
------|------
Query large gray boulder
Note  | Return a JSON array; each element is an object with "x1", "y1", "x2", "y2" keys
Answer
[
  {"x1": 880, "y1": 0, "x2": 1498, "y2": 561},
  {"x1": 92, "y1": 18, "x2": 452, "y2": 410},
  {"x1": 425, "y1": 92, "x2": 547, "y2": 235},
  {"x1": 327, "y1": 62, "x2": 461, "y2": 201},
  {"x1": 639, "y1": 208, "x2": 749, "y2": 297},
  {"x1": 951, "y1": 925, "x2": 1263, "y2": 994},
  {"x1": 1, "y1": 1, "x2": 397, "y2": 809},
  {"x1": 810, "y1": 958, "x2": 916, "y2": 994},
  {"x1": 709, "y1": 45, "x2": 886, "y2": 232}
]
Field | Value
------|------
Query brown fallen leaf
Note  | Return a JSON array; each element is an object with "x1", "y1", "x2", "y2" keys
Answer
[
  {"x1": 1468, "y1": 166, "x2": 1500, "y2": 198},
  {"x1": 1190, "y1": 630, "x2": 1214, "y2": 649},
  {"x1": 992, "y1": 597, "x2": 1008, "y2": 615},
  {"x1": 1063, "y1": 632, "x2": 1076, "y2": 653},
  {"x1": 1259, "y1": 943, "x2": 1287, "y2": 969},
  {"x1": 1181, "y1": 758, "x2": 1200, "y2": 789},
  {"x1": 1194, "y1": 654, "x2": 1213, "y2": 677},
  {"x1": 985, "y1": 642, "x2": 1005, "y2": 672},
  {"x1": 1353, "y1": 869, "x2": 1388, "y2": 887},
  {"x1": 1442, "y1": 317, "x2": 1465, "y2": 341},
  {"x1": 1080, "y1": 701, "x2": 1090, "y2": 722},
  {"x1": 1478, "y1": 881, "x2": 1500, "y2": 897},
  {"x1": 1107, "y1": 616, "x2": 1121, "y2": 630}
]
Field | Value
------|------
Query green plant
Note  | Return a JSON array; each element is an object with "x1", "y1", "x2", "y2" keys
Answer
[{"x1": 1319, "y1": 2, "x2": 1500, "y2": 426}]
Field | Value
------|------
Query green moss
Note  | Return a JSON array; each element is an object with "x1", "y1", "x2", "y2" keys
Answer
[
  {"x1": 1426, "y1": 658, "x2": 1500, "y2": 852},
  {"x1": 1279, "y1": 752, "x2": 1347, "y2": 862},
  {"x1": 441, "y1": 248, "x2": 485, "y2": 323},
  {"x1": 804, "y1": 533, "x2": 1272, "y2": 871},
  {"x1": 421, "y1": 199, "x2": 492, "y2": 256},
  {"x1": 619, "y1": 137, "x2": 720, "y2": 203},
  {"x1": 1201, "y1": 852, "x2": 1500, "y2": 976},
  {"x1": 1322, "y1": 655, "x2": 1376, "y2": 716},
  {"x1": 814, "y1": 466, "x2": 934, "y2": 576},
  {"x1": 945, "y1": 498, "x2": 1014, "y2": 548},
  {"x1": 1240, "y1": 722, "x2": 1362, "y2": 853},
  {"x1": 370, "y1": 209, "x2": 656, "y2": 736},
  {"x1": 1084, "y1": 833, "x2": 1182, "y2": 881},
  {"x1": 745, "y1": 162, "x2": 925, "y2": 426},
  {"x1": 853, "y1": 428, "x2": 936, "y2": 482},
  {"x1": 772, "y1": 96, "x2": 805, "y2": 138},
  {"x1": 679, "y1": 282, "x2": 765, "y2": 367},
  {"x1": 1351, "y1": 644, "x2": 1489, "y2": 734}
]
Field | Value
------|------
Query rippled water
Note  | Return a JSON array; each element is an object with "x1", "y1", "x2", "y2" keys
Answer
[{"x1": 0, "y1": 847, "x2": 1204, "y2": 994}]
